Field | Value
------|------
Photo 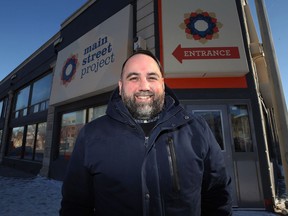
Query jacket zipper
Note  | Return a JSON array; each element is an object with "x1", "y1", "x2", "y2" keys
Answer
[{"x1": 166, "y1": 137, "x2": 181, "y2": 193}]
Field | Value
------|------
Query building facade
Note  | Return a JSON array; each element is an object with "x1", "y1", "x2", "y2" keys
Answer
[{"x1": 0, "y1": 0, "x2": 284, "y2": 211}]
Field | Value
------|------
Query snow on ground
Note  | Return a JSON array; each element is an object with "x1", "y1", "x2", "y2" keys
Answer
[
  {"x1": 0, "y1": 175, "x2": 282, "y2": 216},
  {"x1": 0, "y1": 176, "x2": 62, "y2": 216}
]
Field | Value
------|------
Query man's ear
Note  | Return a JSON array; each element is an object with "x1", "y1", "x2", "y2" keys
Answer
[{"x1": 118, "y1": 80, "x2": 122, "y2": 95}]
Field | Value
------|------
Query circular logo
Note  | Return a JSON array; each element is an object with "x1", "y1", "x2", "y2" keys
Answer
[
  {"x1": 61, "y1": 55, "x2": 78, "y2": 86},
  {"x1": 180, "y1": 10, "x2": 223, "y2": 44}
]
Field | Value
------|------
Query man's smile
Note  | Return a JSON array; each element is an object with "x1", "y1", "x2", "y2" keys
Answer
[{"x1": 134, "y1": 92, "x2": 154, "y2": 102}]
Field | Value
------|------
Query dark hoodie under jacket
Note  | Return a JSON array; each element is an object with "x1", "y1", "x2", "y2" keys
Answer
[{"x1": 60, "y1": 86, "x2": 232, "y2": 216}]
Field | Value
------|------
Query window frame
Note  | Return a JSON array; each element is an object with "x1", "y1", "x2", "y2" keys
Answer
[
  {"x1": 7, "y1": 122, "x2": 47, "y2": 161},
  {"x1": 12, "y1": 73, "x2": 52, "y2": 119}
]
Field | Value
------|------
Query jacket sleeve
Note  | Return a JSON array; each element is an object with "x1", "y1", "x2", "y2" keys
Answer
[
  {"x1": 200, "y1": 121, "x2": 233, "y2": 216},
  {"x1": 59, "y1": 127, "x2": 95, "y2": 216}
]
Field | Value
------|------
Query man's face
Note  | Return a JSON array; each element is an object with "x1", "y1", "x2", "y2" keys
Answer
[{"x1": 119, "y1": 54, "x2": 165, "y2": 120}]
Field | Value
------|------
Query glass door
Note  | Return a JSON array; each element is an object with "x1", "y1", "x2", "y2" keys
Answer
[{"x1": 185, "y1": 104, "x2": 238, "y2": 206}]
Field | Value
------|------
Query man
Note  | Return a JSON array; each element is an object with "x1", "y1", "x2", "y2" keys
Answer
[{"x1": 60, "y1": 50, "x2": 232, "y2": 216}]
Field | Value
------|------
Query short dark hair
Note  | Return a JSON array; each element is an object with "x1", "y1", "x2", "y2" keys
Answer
[{"x1": 121, "y1": 49, "x2": 163, "y2": 78}]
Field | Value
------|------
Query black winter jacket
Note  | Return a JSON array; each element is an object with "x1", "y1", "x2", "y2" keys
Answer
[{"x1": 60, "y1": 87, "x2": 232, "y2": 216}]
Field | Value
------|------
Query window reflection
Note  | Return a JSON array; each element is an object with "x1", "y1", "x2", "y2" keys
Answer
[
  {"x1": 230, "y1": 105, "x2": 253, "y2": 152},
  {"x1": 0, "y1": 100, "x2": 3, "y2": 117},
  {"x1": 60, "y1": 105, "x2": 107, "y2": 160},
  {"x1": 15, "y1": 86, "x2": 30, "y2": 117},
  {"x1": 0, "y1": 97, "x2": 7, "y2": 118},
  {"x1": 0, "y1": 130, "x2": 2, "y2": 151},
  {"x1": 60, "y1": 110, "x2": 86, "y2": 159},
  {"x1": 8, "y1": 127, "x2": 25, "y2": 158},
  {"x1": 7, "y1": 123, "x2": 47, "y2": 161},
  {"x1": 24, "y1": 124, "x2": 36, "y2": 160},
  {"x1": 13, "y1": 73, "x2": 52, "y2": 118},
  {"x1": 35, "y1": 122, "x2": 46, "y2": 161},
  {"x1": 31, "y1": 74, "x2": 52, "y2": 106},
  {"x1": 88, "y1": 105, "x2": 107, "y2": 122},
  {"x1": 193, "y1": 110, "x2": 224, "y2": 150}
]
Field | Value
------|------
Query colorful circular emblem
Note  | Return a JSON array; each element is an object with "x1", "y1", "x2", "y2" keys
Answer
[
  {"x1": 61, "y1": 55, "x2": 78, "y2": 86},
  {"x1": 180, "y1": 9, "x2": 223, "y2": 44}
]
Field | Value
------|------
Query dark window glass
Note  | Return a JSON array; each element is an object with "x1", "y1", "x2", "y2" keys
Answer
[
  {"x1": 8, "y1": 123, "x2": 46, "y2": 161},
  {"x1": 8, "y1": 126, "x2": 24, "y2": 158},
  {"x1": 24, "y1": 124, "x2": 36, "y2": 160},
  {"x1": 0, "y1": 130, "x2": 3, "y2": 151},
  {"x1": 15, "y1": 86, "x2": 30, "y2": 112},
  {"x1": 88, "y1": 105, "x2": 107, "y2": 122},
  {"x1": 193, "y1": 110, "x2": 225, "y2": 150},
  {"x1": 230, "y1": 105, "x2": 253, "y2": 152},
  {"x1": 59, "y1": 105, "x2": 107, "y2": 160},
  {"x1": 31, "y1": 74, "x2": 52, "y2": 106},
  {"x1": 0, "y1": 98, "x2": 7, "y2": 118},
  {"x1": 60, "y1": 110, "x2": 86, "y2": 160},
  {"x1": 0, "y1": 100, "x2": 3, "y2": 117},
  {"x1": 35, "y1": 122, "x2": 46, "y2": 161}
]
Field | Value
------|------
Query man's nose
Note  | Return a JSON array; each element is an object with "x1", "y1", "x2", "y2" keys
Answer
[{"x1": 138, "y1": 78, "x2": 150, "y2": 90}]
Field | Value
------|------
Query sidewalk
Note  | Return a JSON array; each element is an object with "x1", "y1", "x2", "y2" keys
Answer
[{"x1": 0, "y1": 165, "x2": 283, "y2": 216}]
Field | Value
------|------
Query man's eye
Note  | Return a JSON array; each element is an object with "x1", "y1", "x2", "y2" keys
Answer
[
  {"x1": 148, "y1": 76, "x2": 158, "y2": 80},
  {"x1": 128, "y1": 77, "x2": 138, "y2": 81}
]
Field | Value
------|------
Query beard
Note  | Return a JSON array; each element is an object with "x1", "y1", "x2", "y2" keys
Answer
[{"x1": 121, "y1": 90, "x2": 165, "y2": 120}]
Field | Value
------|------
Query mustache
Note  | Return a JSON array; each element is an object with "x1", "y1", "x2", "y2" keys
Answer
[{"x1": 134, "y1": 91, "x2": 154, "y2": 97}]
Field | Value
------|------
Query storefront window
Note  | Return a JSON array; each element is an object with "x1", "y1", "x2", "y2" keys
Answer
[
  {"x1": 14, "y1": 86, "x2": 30, "y2": 118},
  {"x1": 8, "y1": 126, "x2": 25, "y2": 158},
  {"x1": 7, "y1": 123, "x2": 46, "y2": 161},
  {"x1": 31, "y1": 74, "x2": 52, "y2": 113},
  {"x1": 0, "y1": 130, "x2": 2, "y2": 151},
  {"x1": 13, "y1": 73, "x2": 52, "y2": 118},
  {"x1": 0, "y1": 98, "x2": 7, "y2": 118},
  {"x1": 88, "y1": 105, "x2": 107, "y2": 122},
  {"x1": 60, "y1": 110, "x2": 86, "y2": 159},
  {"x1": 59, "y1": 105, "x2": 107, "y2": 160},
  {"x1": 230, "y1": 105, "x2": 253, "y2": 152},
  {"x1": 0, "y1": 100, "x2": 3, "y2": 118},
  {"x1": 193, "y1": 110, "x2": 224, "y2": 150},
  {"x1": 35, "y1": 122, "x2": 46, "y2": 161},
  {"x1": 24, "y1": 124, "x2": 36, "y2": 160}
]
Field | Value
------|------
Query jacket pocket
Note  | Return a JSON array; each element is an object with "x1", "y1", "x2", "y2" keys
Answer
[{"x1": 166, "y1": 137, "x2": 181, "y2": 193}]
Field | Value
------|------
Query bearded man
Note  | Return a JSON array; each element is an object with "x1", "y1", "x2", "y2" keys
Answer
[{"x1": 60, "y1": 50, "x2": 232, "y2": 216}]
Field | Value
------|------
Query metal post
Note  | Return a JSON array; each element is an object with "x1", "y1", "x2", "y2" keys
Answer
[{"x1": 254, "y1": 0, "x2": 288, "y2": 194}]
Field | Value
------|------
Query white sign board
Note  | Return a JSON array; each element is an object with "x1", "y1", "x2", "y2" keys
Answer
[
  {"x1": 50, "y1": 5, "x2": 133, "y2": 105},
  {"x1": 160, "y1": 0, "x2": 249, "y2": 77}
]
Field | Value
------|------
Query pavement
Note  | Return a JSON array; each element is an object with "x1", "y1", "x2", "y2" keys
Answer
[{"x1": 0, "y1": 165, "x2": 283, "y2": 216}]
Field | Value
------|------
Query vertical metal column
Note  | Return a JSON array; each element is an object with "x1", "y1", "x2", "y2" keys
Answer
[{"x1": 254, "y1": 0, "x2": 288, "y2": 194}]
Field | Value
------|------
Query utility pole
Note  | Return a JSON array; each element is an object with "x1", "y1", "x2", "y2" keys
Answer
[{"x1": 254, "y1": 0, "x2": 288, "y2": 194}]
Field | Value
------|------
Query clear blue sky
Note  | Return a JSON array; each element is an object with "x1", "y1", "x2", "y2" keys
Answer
[
  {"x1": 0, "y1": 0, "x2": 287, "y2": 107},
  {"x1": 0, "y1": 0, "x2": 87, "y2": 79}
]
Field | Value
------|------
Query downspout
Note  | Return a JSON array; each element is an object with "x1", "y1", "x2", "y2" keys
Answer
[{"x1": 244, "y1": 1, "x2": 272, "y2": 107}]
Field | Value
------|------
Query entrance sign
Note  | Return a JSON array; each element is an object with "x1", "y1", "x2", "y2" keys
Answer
[
  {"x1": 160, "y1": 0, "x2": 249, "y2": 77},
  {"x1": 173, "y1": 45, "x2": 240, "y2": 63},
  {"x1": 50, "y1": 5, "x2": 133, "y2": 105}
]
